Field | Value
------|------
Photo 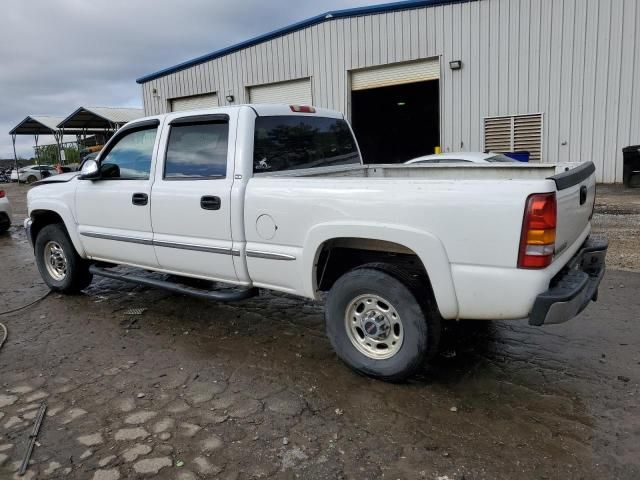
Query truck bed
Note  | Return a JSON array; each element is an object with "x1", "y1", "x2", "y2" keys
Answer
[{"x1": 255, "y1": 163, "x2": 564, "y2": 181}]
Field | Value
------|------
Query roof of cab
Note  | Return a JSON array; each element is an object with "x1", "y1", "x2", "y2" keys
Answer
[{"x1": 124, "y1": 104, "x2": 344, "y2": 128}]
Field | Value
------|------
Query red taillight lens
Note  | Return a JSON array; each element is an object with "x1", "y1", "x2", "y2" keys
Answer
[
  {"x1": 0, "y1": 190, "x2": 5, "y2": 198},
  {"x1": 290, "y1": 105, "x2": 316, "y2": 113},
  {"x1": 518, "y1": 193, "x2": 557, "y2": 269}
]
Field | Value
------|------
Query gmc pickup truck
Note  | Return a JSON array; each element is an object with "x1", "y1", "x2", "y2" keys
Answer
[{"x1": 25, "y1": 104, "x2": 607, "y2": 381}]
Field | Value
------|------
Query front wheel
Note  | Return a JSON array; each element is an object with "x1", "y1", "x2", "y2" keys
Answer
[
  {"x1": 26, "y1": 175, "x2": 37, "y2": 184},
  {"x1": 34, "y1": 223, "x2": 93, "y2": 293},
  {"x1": 325, "y1": 264, "x2": 441, "y2": 381}
]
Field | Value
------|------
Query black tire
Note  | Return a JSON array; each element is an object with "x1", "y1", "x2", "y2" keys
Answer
[
  {"x1": 325, "y1": 263, "x2": 441, "y2": 381},
  {"x1": 34, "y1": 223, "x2": 93, "y2": 293},
  {"x1": 26, "y1": 175, "x2": 37, "y2": 184}
]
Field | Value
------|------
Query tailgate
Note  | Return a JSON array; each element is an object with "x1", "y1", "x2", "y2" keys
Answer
[{"x1": 548, "y1": 162, "x2": 596, "y2": 257}]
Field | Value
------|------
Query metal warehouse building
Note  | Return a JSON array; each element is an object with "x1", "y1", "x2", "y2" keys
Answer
[{"x1": 137, "y1": 0, "x2": 640, "y2": 183}]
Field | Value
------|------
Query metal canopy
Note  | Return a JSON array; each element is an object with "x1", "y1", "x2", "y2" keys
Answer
[
  {"x1": 9, "y1": 115, "x2": 66, "y2": 135},
  {"x1": 8, "y1": 115, "x2": 91, "y2": 167},
  {"x1": 57, "y1": 107, "x2": 143, "y2": 130}
]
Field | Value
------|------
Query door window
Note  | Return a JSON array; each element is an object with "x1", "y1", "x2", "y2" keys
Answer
[
  {"x1": 164, "y1": 122, "x2": 228, "y2": 179},
  {"x1": 100, "y1": 127, "x2": 157, "y2": 180}
]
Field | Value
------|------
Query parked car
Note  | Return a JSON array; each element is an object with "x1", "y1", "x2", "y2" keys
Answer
[
  {"x1": 11, "y1": 165, "x2": 58, "y2": 183},
  {"x1": 0, "y1": 189, "x2": 11, "y2": 233},
  {"x1": 24, "y1": 105, "x2": 607, "y2": 381},
  {"x1": 0, "y1": 169, "x2": 10, "y2": 184},
  {"x1": 405, "y1": 152, "x2": 520, "y2": 165}
]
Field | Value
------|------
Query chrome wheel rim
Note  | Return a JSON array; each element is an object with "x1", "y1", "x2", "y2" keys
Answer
[
  {"x1": 344, "y1": 294, "x2": 404, "y2": 360},
  {"x1": 44, "y1": 241, "x2": 67, "y2": 281}
]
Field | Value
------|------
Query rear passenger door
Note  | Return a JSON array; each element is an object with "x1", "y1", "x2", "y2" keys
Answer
[{"x1": 150, "y1": 113, "x2": 238, "y2": 282}]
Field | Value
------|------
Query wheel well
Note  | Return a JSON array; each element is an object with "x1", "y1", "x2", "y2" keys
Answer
[
  {"x1": 30, "y1": 210, "x2": 65, "y2": 244},
  {"x1": 316, "y1": 238, "x2": 434, "y2": 295}
]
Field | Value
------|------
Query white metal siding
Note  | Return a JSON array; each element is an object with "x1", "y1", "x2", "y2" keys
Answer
[
  {"x1": 170, "y1": 93, "x2": 218, "y2": 112},
  {"x1": 351, "y1": 58, "x2": 439, "y2": 90},
  {"x1": 142, "y1": 0, "x2": 640, "y2": 182},
  {"x1": 248, "y1": 78, "x2": 312, "y2": 104}
]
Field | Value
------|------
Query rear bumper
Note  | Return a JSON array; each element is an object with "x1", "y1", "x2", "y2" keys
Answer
[{"x1": 529, "y1": 236, "x2": 608, "y2": 326}]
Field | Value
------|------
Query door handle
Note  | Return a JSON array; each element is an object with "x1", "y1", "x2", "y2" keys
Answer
[
  {"x1": 579, "y1": 185, "x2": 588, "y2": 205},
  {"x1": 200, "y1": 195, "x2": 221, "y2": 210},
  {"x1": 132, "y1": 193, "x2": 148, "y2": 206}
]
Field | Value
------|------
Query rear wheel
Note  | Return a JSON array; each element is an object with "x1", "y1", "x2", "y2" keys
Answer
[
  {"x1": 35, "y1": 224, "x2": 92, "y2": 293},
  {"x1": 325, "y1": 264, "x2": 441, "y2": 381}
]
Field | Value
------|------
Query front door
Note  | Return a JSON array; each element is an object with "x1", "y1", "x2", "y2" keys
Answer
[
  {"x1": 75, "y1": 121, "x2": 160, "y2": 267},
  {"x1": 150, "y1": 113, "x2": 237, "y2": 282}
]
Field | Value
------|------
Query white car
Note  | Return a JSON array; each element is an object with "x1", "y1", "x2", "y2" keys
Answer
[
  {"x1": 405, "y1": 152, "x2": 520, "y2": 164},
  {"x1": 11, "y1": 165, "x2": 58, "y2": 183},
  {"x1": 0, "y1": 188, "x2": 11, "y2": 233},
  {"x1": 24, "y1": 104, "x2": 607, "y2": 381}
]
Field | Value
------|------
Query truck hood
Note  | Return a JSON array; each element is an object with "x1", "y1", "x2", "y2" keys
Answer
[{"x1": 32, "y1": 172, "x2": 78, "y2": 186}]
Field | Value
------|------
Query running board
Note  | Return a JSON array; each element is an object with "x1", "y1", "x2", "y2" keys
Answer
[{"x1": 88, "y1": 265, "x2": 259, "y2": 302}]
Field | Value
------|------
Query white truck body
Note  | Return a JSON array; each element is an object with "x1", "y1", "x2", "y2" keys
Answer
[{"x1": 25, "y1": 104, "x2": 607, "y2": 380}]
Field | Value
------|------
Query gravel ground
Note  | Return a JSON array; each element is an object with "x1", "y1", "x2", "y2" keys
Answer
[
  {"x1": 0, "y1": 182, "x2": 639, "y2": 480},
  {"x1": 591, "y1": 185, "x2": 640, "y2": 271}
]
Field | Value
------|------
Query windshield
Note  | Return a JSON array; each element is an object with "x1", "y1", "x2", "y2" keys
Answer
[{"x1": 486, "y1": 154, "x2": 519, "y2": 163}]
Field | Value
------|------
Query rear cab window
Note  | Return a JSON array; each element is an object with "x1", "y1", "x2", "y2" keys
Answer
[{"x1": 253, "y1": 115, "x2": 361, "y2": 173}]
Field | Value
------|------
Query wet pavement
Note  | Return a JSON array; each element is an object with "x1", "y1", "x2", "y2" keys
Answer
[{"x1": 0, "y1": 182, "x2": 639, "y2": 479}]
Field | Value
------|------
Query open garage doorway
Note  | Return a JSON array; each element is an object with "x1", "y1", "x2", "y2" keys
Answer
[{"x1": 351, "y1": 80, "x2": 440, "y2": 164}]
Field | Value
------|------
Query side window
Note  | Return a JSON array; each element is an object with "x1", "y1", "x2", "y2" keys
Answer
[
  {"x1": 100, "y1": 127, "x2": 157, "y2": 180},
  {"x1": 164, "y1": 121, "x2": 228, "y2": 179}
]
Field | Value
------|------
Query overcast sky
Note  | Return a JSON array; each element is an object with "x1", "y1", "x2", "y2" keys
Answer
[{"x1": 0, "y1": 0, "x2": 386, "y2": 160}]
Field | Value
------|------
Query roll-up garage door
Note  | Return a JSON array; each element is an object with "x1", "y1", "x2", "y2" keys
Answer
[
  {"x1": 170, "y1": 93, "x2": 219, "y2": 112},
  {"x1": 351, "y1": 58, "x2": 440, "y2": 91},
  {"x1": 248, "y1": 78, "x2": 312, "y2": 105}
]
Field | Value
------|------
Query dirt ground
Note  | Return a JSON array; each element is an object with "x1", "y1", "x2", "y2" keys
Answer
[{"x1": 0, "y1": 182, "x2": 639, "y2": 480}]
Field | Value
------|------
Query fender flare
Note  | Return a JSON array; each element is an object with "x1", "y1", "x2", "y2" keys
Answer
[
  {"x1": 29, "y1": 199, "x2": 86, "y2": 258},
  {"x1": 303, "y1": 222, "x2": 459, "y2": 319}
]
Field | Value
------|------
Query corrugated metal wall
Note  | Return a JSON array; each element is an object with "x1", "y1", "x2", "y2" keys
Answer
[{"x1": 141, "y1": 0, "x2": 640, "y2": 183}]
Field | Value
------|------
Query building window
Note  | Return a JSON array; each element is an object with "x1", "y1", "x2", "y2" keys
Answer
[{"x1": 484, "y1": 113, "x2": 543, "y2": 162}]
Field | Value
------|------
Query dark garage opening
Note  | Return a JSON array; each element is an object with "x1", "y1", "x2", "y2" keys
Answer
[{"x1": 351, "y1": 80, "x2": 440, "y2": 164}]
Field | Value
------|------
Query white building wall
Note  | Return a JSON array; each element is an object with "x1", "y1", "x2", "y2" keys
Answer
[{"x1": 141, "y1": 0, "x2": 640, "y2": 183}]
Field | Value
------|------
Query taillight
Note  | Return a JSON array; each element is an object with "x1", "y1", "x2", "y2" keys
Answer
[
  {"x1": 290, "y1": 105, "x2": 316, "y2": 113},
  {"x1": 0, "y1": 190, "x2": 5, "y2": 198},
  {"x1": 518, "y1": 193, "x2": 557, "y2": 269}
]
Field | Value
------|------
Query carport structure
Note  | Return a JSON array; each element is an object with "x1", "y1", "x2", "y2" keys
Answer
[
  {"x1": 57, "y1": 107, "x2": 143, "y2": 151},
  {"x1": 8, "y1": 116, "x2": 69, "y2": 174}
]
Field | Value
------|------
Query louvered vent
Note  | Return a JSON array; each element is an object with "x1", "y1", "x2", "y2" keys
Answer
[
  {"x1": 484, "y1": 117, "x2": 512, "y2": 153},
  {"x1": 484, "y1": 113, "x2": 543, "y2": 162},
  {"x1": 513, "y1": 114, "x2": 542, "y2": 162}
]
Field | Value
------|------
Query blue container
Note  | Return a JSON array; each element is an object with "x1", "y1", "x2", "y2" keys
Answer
[{"x1": 504, "y1": 151, "x2": 530, "y2": 162}]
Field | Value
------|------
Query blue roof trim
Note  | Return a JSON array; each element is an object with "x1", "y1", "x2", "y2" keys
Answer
[{"x1": 136, "y1": 0, "x2": 468, "y2": 84}]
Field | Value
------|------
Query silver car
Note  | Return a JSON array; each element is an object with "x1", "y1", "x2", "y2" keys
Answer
[{"x1": 10, "y1": 165, "x2": 58, "y2": 183}]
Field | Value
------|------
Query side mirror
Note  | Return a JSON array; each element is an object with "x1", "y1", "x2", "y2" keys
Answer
[{"x1": 78, "y1": 159, "x2": 100, "y2": 180}]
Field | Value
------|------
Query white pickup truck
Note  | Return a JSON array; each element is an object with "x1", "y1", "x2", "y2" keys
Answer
[{"x1": 25, "y1": 104, "x2": 607, "y2": 381}]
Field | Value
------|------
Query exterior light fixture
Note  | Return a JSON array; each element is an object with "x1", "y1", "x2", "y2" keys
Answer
[
  {"x1": 226, "y1": 94, "x2": 235, "y2": 103},
  {"x1": 397, "y1": 102, "x2": 406, "y2": 106},
  {"x1": 449, "y1": 60, "x2": 462, "y2": 70}
]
